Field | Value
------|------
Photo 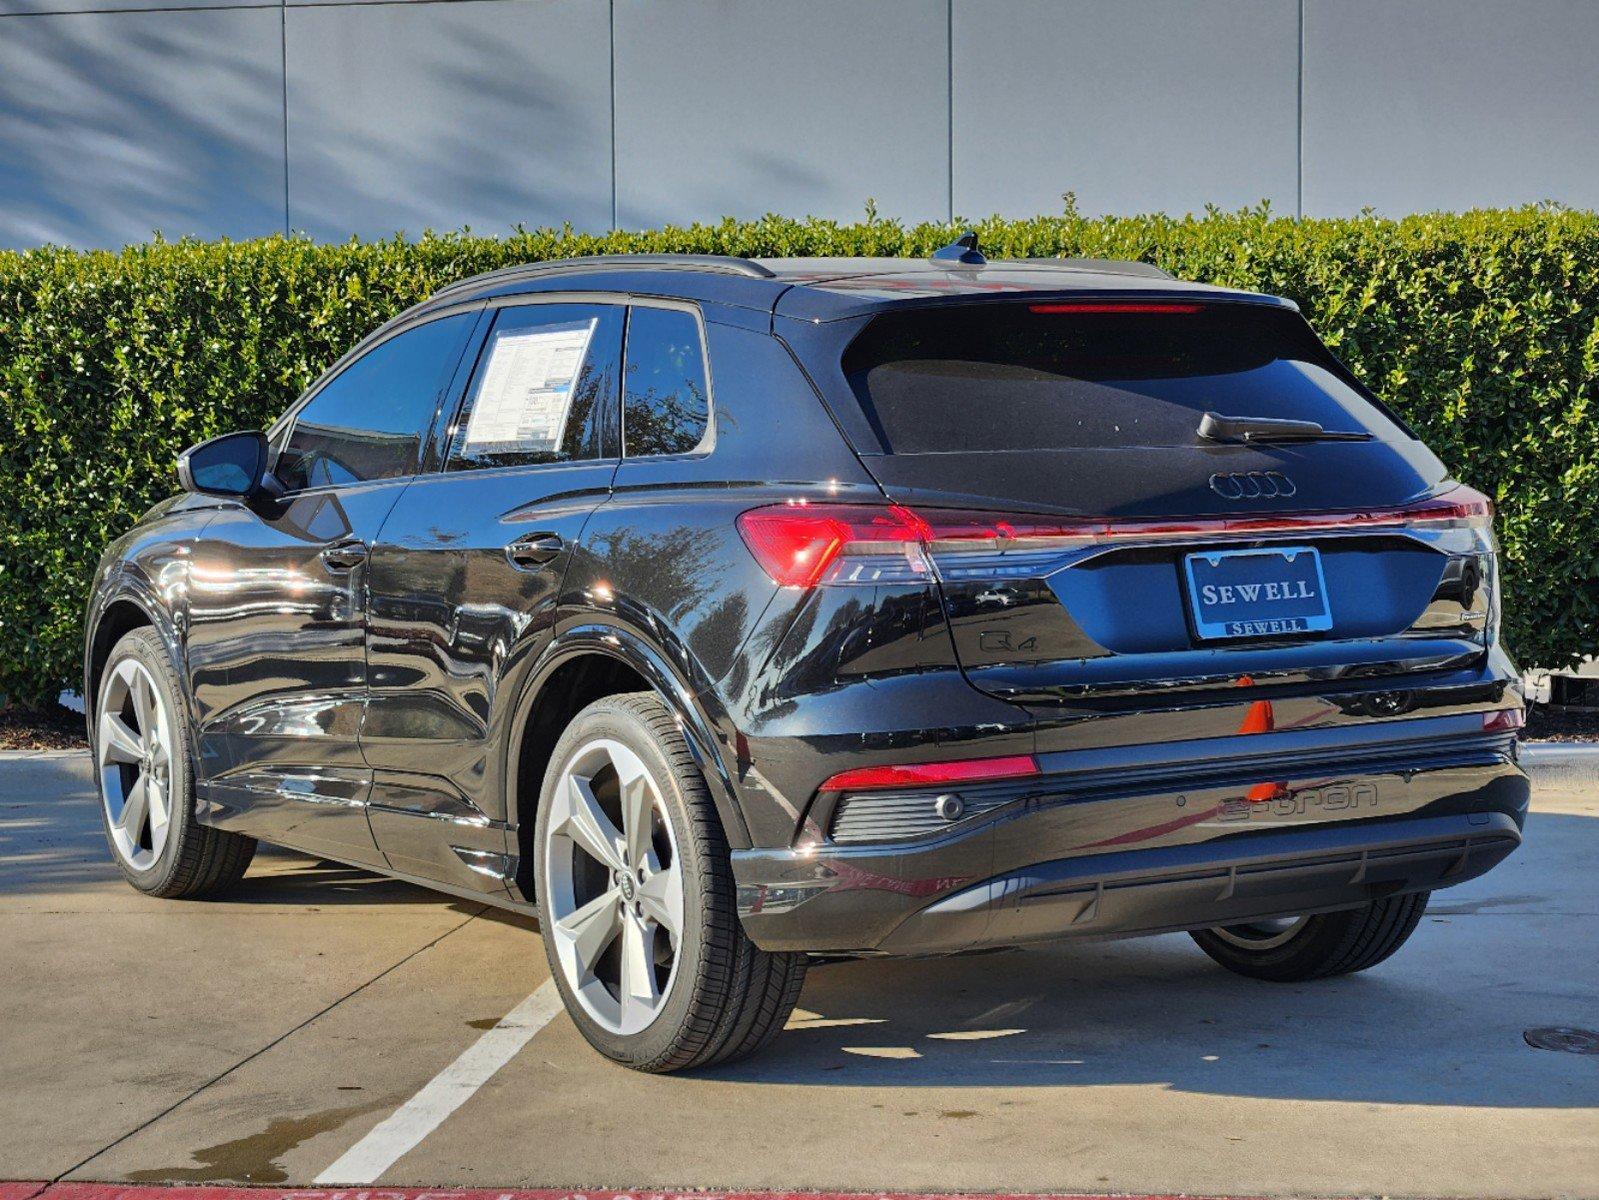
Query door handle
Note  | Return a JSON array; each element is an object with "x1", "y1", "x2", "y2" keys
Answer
[
  {"x1": 320, "y1": 540, "x2": 368, "y2": 571},
  {"x1": 506, "y1": 532, "x2": 564, "y2": 570}
]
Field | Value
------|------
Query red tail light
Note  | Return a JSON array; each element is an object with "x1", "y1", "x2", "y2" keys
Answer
[
  {"x1": 912, "y1": 484, "x2": 1494, "y2": 547},
  {"x1": 820, "y1": 754, "x2": 1040, "y2": 792},
  {"x1": 1482, "y1": 708, "x2": 1525, "y2": 733},
  {"x1": 735, "y1": 504, "x2": 930, "y2": 589},
  {"x1": 737, "y1": 485, "x2": 1493, "y2": 590},
  {"x1": 1393, "y1": 484, "x2": 1495, "y2": 528}
]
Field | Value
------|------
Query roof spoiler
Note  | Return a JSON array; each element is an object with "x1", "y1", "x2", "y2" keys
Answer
[{"x1": 1020, "y1": 256, "x2": 1173, "y2": 280}]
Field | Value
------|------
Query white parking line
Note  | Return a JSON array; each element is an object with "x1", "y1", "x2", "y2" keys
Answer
[{"x1": 314, "y1": 979, "x2": 564, "y2": 1185}]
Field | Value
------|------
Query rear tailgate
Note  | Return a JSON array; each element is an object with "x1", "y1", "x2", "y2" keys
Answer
[{"x1": 795, "y1": 299, "x2": 1496, "y2": 700}]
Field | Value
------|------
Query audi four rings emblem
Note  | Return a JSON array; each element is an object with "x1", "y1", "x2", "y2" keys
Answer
[{"x1": 1208, "y1": 471, "x2": 1297, "y2": 499}]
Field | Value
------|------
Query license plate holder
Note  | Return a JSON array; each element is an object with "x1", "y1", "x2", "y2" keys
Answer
[{"x1": 1183, "y1": 545, "x2": 1332, "y2": 640}]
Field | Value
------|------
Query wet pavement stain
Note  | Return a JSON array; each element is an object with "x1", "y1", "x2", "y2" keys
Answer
[
  {"x1": 1427, "y1": 893, "x2": 1545, "y2": 914},
  {"x1": 123, "y1": 1099, "x2": 387, "y2": 1184}
]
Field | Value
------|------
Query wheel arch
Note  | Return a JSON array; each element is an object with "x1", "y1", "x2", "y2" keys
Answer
[
  {"x1": 505, "y1": 622, "x2": 752, "y2": 900},
  {"x1": 83, "y1": 586, "x2": 178, "y2": 723}
]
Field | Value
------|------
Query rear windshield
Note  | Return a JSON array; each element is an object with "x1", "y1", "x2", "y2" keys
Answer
[{"x1": 840, "y1": 302, "x2": 1412, "y2": 454}]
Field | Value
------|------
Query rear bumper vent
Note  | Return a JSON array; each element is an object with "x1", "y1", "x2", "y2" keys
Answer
[{"x1": 830, "y1": 784, "x2": 1025, "y2": 844}]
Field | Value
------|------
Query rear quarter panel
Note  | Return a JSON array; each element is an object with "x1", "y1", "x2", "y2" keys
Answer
[{"x1": 562, "y1": 306, "x2": 885, "y2": 847}]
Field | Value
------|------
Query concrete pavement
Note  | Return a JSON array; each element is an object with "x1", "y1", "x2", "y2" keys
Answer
[{"x1": 2, "y1": 751, "x2": 1595, "y2": 1198}]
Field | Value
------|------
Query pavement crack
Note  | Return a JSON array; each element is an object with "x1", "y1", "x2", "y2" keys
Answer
[{"x1": 50, "y1": 904, "x2": 489, "y2": 1183}]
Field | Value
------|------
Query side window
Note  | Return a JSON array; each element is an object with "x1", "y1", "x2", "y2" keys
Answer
[
  {"x1": 447, "y1": 303, "x2": 623, "y2": 471},
  {"x1": 275, "y1": 313, "x2": 474, "y2": 492},
  {"x1": 623, "y1": 306, "x2": 710, "y2": 457}
]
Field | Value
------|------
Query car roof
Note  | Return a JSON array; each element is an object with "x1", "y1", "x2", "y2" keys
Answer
[
  {"x1": 414, "y1": 252, "x2": 1296, "y2": 325},
  {"x1": 759, "y1": 257, "x2": 1297, "y2": 321}
]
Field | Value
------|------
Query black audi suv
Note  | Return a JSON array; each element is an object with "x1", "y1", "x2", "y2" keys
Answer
[{"x1": 84, "y1": 240, "x2": 1529, "y2": 1071}]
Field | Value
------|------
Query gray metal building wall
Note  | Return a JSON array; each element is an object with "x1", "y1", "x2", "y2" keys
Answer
[{"x1": 3, "y1": 0, "x2": 1597, "y2": 250}]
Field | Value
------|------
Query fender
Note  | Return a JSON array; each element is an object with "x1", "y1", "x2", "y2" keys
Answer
[
  {"x1": 508, "y1": 620, "x2": 753, "y2": 850},
  {"x1": 82, "y1": 571, "x2": 189, "y2": 725},
  {"x1": 83, "y1": 495, "x2": 219, "y2": 728}
]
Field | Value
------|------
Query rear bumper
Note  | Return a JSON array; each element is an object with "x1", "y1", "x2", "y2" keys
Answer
[
  {"x1": 873, "y1": 810, "x2": 1520, "y2": 955},
  {"x1": 731, "y1": 716, "x2": 1530, "y2": 955}
]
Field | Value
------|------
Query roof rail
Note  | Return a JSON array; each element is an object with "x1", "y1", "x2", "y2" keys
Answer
[
  {"x1": 431, "y1": 253, "x2": 777, "y2": 301},
  {"x1": 1017, "y1": 256, "x2": 1173, "y2": 280}
]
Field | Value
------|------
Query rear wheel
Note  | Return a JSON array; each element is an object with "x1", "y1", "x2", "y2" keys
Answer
[
  {"x1": 533, "y1": 692, "x2": 806, "y2": 1072},
  {"x1": 94, "y1": 628, "x2": 255, "y2": 898},
  {"x1": 1190, "y1": 893, "x2": 1430, "y2": 981}
]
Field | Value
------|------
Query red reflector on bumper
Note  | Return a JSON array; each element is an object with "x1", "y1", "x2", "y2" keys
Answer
[
  {"x1": 821, "y1": 754, "x2": 1040, "y2": 792},
  {"x1": 1483, "y1": 708, "x2": 1526, "y2": 732}
]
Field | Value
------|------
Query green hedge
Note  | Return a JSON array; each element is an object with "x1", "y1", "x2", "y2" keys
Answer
[{"x1": 2, "y1": 205, "x2": 1596, "y2": 705}]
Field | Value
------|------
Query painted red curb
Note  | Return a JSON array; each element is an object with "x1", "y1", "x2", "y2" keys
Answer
[{"x1": 10, "y1": 1189, "x2": 1223, "y2": 1200}]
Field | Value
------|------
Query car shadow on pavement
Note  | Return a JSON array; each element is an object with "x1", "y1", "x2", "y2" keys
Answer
[
  {"x1": 0, "y1": 755, "x2": 477, "y2": 913},
  {"x1": 224, "y1": 847, "x2": 473, "y2": 909},
  {"x1": 704, "y1": 808, "x2": 1599, "y2": 1110}
]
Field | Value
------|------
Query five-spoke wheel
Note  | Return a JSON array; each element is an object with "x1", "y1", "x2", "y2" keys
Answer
[
  {"x1": 543, "y1": 737, "x2": 685, "y2": 1036},
  {"x1": 97, "y1": 656, "x2": 175, "y2": 871},
  {"x1": 533, "y1": 692, "x2": 807, "y2": 1072},
  {"x1": 93, "y1": 628, "x2": 255, "y2": 896}
]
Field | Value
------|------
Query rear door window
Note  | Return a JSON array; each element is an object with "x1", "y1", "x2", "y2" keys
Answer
[
  {"x1": 622, "y1": 306, "x2": 711, "y2": 457},
  {"x1": 446, "y1": 302, "x2": 623, "y2": 471},
  {"x1": 840, "y1": 302, "x2": 1412, "y2": 455}
]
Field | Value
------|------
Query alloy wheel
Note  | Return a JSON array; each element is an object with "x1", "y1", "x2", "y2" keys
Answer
[
  {"x1": 97, "y1": 658, "x2": 175, "y2": 872},
  {"x1": 543, "y1": 737, "x2": 685, "y2": 1036},
  {"x1": 1210, "y1": 915, "x2": 1310, "y2": 951}
]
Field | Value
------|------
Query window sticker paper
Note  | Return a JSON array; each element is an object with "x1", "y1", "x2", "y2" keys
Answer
[{"x1": 461, "y1": 318, "x2": 597, "y2": 453}]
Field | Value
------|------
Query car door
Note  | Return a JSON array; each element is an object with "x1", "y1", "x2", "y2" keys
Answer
[
  {"x1": 362, "y1": 299, "x2": 624, "y2": 893},
  {"x1": 187, "y1": 308, "x2": 480, "y2": 865}
]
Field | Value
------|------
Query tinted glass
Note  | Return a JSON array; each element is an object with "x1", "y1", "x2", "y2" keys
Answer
[
  {"x1": 276, "y1": 313, "x2": 474, "y2": 491},
  {"x1": 447, "y1": 303, "x2": 622, "y2": 471},
  {"x1": 623, "y1": 307, "x2": 710, "y2": 457},
  {"x1": 841, "y1": 304, "x2": 1412, "y2": 455}
]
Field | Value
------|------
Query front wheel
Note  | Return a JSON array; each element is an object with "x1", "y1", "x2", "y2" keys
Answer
[
  {"x1": 1190, "y1": 892, "x2": 1430, "y2": 982},
  {"x1": 533, "y1": 692, "x2": 806, "y2": 1072},
  {"x1": 94, "y1": 628, "x2": 255, "y2": 898}
]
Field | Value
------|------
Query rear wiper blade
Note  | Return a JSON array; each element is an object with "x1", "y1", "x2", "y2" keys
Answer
[{"x1": 1198, "y1": 411, "x2": 1374, "y2": 444}]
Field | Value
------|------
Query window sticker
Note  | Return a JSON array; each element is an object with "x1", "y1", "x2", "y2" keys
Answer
[{"x1": 460, "y1": 318, "x2": 597, "y2": 454}]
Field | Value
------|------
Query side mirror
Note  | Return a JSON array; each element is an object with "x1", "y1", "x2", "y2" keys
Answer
[{"x1": 177, "y1": 430, "x2": 269, "y2": 498}]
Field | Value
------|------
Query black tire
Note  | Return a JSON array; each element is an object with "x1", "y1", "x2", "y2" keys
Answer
[
  {"x1": 1190, "y1": 892, "x2": 1430, "y2": 982},
  {"x1": 93, "y1": 628, "x2": 256, "y2": 898},
  {"x1": 533, "y1": 692, "x2": 807, "y2": 1072}
]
